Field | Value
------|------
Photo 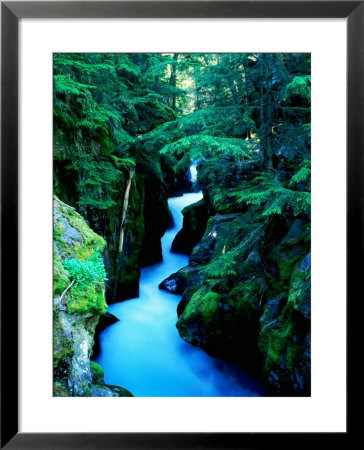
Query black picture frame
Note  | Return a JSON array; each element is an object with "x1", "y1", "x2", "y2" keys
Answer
[{"x1": 1, "y1": 1, "x2": 358, "y2": 448}]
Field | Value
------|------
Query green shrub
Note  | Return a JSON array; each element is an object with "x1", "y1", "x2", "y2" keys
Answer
[{"x1": 63, "y1": 251, "x2": 107, "y2": 289}]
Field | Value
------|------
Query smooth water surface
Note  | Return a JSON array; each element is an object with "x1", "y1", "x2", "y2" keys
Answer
[{"x1": 95, "y1": 192, "x2": 266, "y2": 396}]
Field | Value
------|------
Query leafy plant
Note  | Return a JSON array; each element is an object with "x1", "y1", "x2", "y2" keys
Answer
[
  {"x1": 231, "y1": 173, "x2": 311, "y2": 217},
  {"x1": 63, "y1": 251, "x2": 107, "y2": 289},
  {"x1": 200, "y1": 250, "x2": 238, "y2": 279}
]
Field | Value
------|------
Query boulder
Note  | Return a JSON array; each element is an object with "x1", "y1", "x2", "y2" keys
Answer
[
  {"x1": 171, "y1": 199, "x2": 209, "y2": 254},
  {"x1": 258, "y1": 254, "x2": 311, "y2": 395},
  {"x1": 159, "y1": 271, "x2": 185, "y2": 294},
  {"x1": 53, "y1": 196, "x2": 132, "y2": 397}
]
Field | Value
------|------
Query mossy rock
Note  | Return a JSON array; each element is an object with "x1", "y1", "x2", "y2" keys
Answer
[
  {"x1": 53, "y1": 196, "x2": 134, "y2": 397},
  {"x1": 67, "y1": 283, "x2": 107, "y2": 315},
  {"x1": 90, "y1": 361, "x2": 105, "y2": 384},
  {"x1": 54, "y1": 196, "x2": 106, "y2": 261},
  {"x1": 53, "y1": 245, "x2": 70, "y2": 296},
  {"x1": 257, "y1": 249, "x2": 311, "y2": 393},
  {"x1": 53, "y1": 315, "x2": 73, "y2": 381},
  {"x1": 177, "y1": 286, "x2": 224, "y2": 346},
  {"x1": 287, "y1": 253, "x2": 311, "y2": 319},
  {"x1": 260, "y1": 293, "x2": 287, "y2": 327},
  {"x1": 228, "y1": 277, "x2": 267, "y2": 318},
  {"x1": 173, "y1": 210, "x2": 310, "y2": 393},
  {"x1": 189, "y1": 213, "x2": 243, "y2": 267},
  {"x1": 258, "y1": 297, "x2": 310, "y2": 395},
  {"x1": 269, "y1": 219, "x2": 310, "y2": 287},
  {"x1": 181, "y1": 287, "x2": 224, "y2": 326}
]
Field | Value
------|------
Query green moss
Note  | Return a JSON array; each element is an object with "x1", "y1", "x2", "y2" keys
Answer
[
  {"x1": 178, "y1": 268, "x2": 188, "y2": 283},
  {"x1": 266, "y1": 320, "x2": 292, "y2": 366},
  {"x1": 90, "y1": 361, "x2": 104, "y2": 384},
  {"x1": 55, "y1": 201, "x2": 106, "y2": 261},
  {"x1": 181, "y1": 287, "x2": 223, "y2": 326},
  {"x1": 81, "y1": 381, "x2": 92, "y2": 396},
  {"x1": 67, "y1": 283, "x2": 107, "y2": 315},
  {"x1": 54, "y1": 219, "x2": 64, "y2": 242},
  {"x1": 277, "y1": 247, "x2": 302, "y2": 282},
  {"x1": 288, "y1": 264, "x2": 311, "y2": 316},
  {"x1": 259, "y1": 301, "x2": 306, "y2": 380},
  {"x1": 53, "y1": 345, "x2": 74, "y2": 367},
  {"x1": 53, "y1": 325, "x2": 74, "y2": 368},
  {"x1": 54, "y1": 218, "x2": 72, "y2": 256},
  {"x1": 228, "y1": 278, "x2": 265, "y2": 318},
  {"x1": 271, "y1": 220, "x2": 309, "y2": 287},
  {"x1": 53, "y1": 246, "x2": 70, "y2": 296},
  {"x1": 72, "y1": 243, "x2": 94, "y2": 261}
]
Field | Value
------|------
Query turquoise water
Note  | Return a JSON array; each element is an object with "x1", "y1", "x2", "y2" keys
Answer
[{"x1": 95, "y1": 192, "x2": 266, "y2": 397}]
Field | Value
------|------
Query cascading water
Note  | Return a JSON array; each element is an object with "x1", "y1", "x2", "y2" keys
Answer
[
  {"x1": 189, "y1": 164, "x2": 198, "y2": 183},
  {"x1": 94, "y1": 192, "x2": 266, "y2": 396}
]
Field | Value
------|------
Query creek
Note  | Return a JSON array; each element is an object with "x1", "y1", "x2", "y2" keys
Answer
[{"x1": 95, "y1": 192, "x2": 266, "y2": 396}]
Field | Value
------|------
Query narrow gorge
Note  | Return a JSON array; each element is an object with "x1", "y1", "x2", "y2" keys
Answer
[{"x1": 53, "y1": 53, "x2": 311, "y2": 397}]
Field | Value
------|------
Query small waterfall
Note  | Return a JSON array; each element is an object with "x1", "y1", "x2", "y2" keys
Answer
[{"x1": 189, "y1": 164, "x2": 198, "y2": 183}]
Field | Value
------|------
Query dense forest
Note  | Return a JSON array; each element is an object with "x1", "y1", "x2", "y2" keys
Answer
[{"x1": 53, "y1": 53, "x2": 311, "y2": 397}]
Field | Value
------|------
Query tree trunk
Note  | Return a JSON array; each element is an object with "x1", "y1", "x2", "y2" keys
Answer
[
  {"x1": 112, "y1": 168, "x2": 135, "y2": 302},
  {"x1": 169, "y1": 53, "x2": 179, "y2": 110}
]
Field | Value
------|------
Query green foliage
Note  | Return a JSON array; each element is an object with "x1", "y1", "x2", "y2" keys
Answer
[
  {"x1": 63, "y1": 251, "x2": 107, "y2": 289},
  {"x1": 160, "y1": 135, "x2": 251, "y2": 172},
  {"x1": 289, "y1": 158, "x2": 311, "y2": 188},
  {"x1": 54, "y1": 53, "x2": 176, "y2": 213},
  {"x1": 63, "y1": 251, "x2": 107, "y2": 314},
  {"x1": 283, "y1": 75, "x2": 311, "y2": 101},
  {"x1": 200, "y1": 250, "x2": 238, "y2": 279},
  {"x1": 232, "y1": 173, "x2": 311, "y2": 217},
  {"x1": 54, "y1": 74, "x2": 96, "y2": 96},
  {"x1": 54, "y1": 52, "x2": 311, "y2": 211},
  {"x1": 142, "y1": 52, "x2": 311, "y2": 191},
  {"x1": 53, "y1": 246, "x2": 70, "y2": 295}
]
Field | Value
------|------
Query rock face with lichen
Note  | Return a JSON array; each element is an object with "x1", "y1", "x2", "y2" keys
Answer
[
  {"x1": 53, "y1": 196, "x2": 132, "y2": 397},
  {"x1": 161, "y1": 188, "x2": 311, "y2": 396}
]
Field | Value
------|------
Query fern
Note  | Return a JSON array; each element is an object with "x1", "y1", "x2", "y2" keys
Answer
[
  {"x1": 200, "y1": 250, "x2": 238, "y2": 279},
  {"x1": 289, "y1": 158, "x2": 311, "y2": 188},
  {"x1": 232, "y1": 173, "x2": 311, "y2": 217},
  {"x1": 54, "y1": 75, "x2": 95, "y2": 96}
]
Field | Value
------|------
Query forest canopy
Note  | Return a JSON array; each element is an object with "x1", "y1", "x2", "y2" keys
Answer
[{"x1": 54, "y1": 52, "x2": 310, "y2": 220}]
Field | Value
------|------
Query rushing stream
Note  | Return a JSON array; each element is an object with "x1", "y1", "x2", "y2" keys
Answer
[{"x1": 95, "y1": 192, "x2": 266, "y2": 396}]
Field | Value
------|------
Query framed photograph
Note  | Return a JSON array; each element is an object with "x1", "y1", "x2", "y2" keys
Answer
[{"x1": 1, "y1": 1, "x2": 357, "y2": 447}]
